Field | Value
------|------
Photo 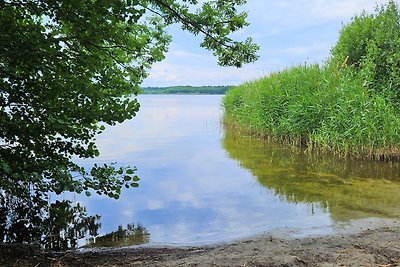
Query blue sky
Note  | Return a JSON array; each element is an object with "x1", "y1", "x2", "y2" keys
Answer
[{"x1": 142, "y1": 0, "x2": 397, "y2": 87}]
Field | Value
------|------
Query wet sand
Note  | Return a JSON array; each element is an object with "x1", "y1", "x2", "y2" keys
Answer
[{"x1": 2, "y1": 218, "x2": 400, "y2": 267}]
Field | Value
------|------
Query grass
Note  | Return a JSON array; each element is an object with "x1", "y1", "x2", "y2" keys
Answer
[{"x1": 223, "y1": 63, "x2": 400, "y2": 160}]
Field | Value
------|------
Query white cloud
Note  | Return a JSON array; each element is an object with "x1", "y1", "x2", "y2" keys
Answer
[
  {"x1": 308, "y1": 0, "x2": 391, "y2": 19},
  {"x1": 147, "y1": 200, "x2": 164, "y2": 210},
  {"x1": 144, "y1": 49, "x2": 264, "y2": 86},
  {"x1": 247, "y1": 0, "x2": 393, "y2": 24},
  {"x1": 145, "y1": 62, "x2": 264, "y2": 86},
  {"x1": 146, "y1": 61, "x2": 178, "y2": 82},
  {"x1": 168, "y1": 49, "x2": 210, "y2": 59},
  {"x1": 278, "y1": 42, "x2": 330, "y2": 56}
]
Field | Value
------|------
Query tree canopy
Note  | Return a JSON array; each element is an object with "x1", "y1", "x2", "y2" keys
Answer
[{"x1": 0, "y1": 0, "x2": 259, "y2": 201}]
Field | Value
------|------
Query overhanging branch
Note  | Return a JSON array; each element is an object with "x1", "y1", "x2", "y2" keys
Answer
[{"x1": 152, "y1": 0, "x2": 233, "y2": 49}]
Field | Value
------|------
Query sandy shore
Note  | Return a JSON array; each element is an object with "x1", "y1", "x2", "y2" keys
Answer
[{"x1": 1, "y1": 218, "x2": 400, "y2": 266}]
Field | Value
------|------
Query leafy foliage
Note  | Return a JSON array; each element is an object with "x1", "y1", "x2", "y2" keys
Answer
[
  {"x1": 152, "y1": 0, "x2": 259, "y2": 67},
  {"x1": 331, "y1": 0, "x2": 400, "y2": 100},
  {"x1": 0, "y1": 0, "x2": 258, "y2": 201}
]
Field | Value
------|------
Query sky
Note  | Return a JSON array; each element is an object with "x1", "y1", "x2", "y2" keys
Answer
[{"x1": 142, "y1": 0, "x2": 398, "y2": 87}]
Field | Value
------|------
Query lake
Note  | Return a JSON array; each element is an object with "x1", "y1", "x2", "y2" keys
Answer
[{"x1": 72, "y1": 95, "x2": 400, "y2": 247}]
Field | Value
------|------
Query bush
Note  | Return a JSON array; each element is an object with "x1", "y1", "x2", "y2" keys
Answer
[{"x1": 331, "y1": 0, "x2": 400, "y2": 101}]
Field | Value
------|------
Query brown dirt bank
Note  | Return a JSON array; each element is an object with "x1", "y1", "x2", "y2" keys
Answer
[{"x1": 1, "y1": 220, "x2": 400, "y2": 267}]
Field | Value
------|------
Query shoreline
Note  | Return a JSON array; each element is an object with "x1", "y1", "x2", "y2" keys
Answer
[
  {"x1": 78, "y1": 217, "x2": 400, "y2": 252},
  {"x1": 2, "y1": 218, "x2": 399, "y2": 266}
]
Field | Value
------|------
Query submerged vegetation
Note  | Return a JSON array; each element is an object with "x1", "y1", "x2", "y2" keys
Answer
[
  {"x1": 223, "y1": 126, "x2": 400, "y2": 221},
  {"x1": 223, "y1": 1, "x2": 400, "y2": 160}
]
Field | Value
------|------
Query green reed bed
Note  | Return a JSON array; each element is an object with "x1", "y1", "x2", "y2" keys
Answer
[
  {"x1": 224, "y1": 1, "x2": 400, "y2": 160},
  {"x1": 223, "y1": 64, "x2": 400, "y2": 160}
]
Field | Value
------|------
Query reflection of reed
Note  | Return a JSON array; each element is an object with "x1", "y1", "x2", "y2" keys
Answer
[
  {"x1": 222, "y1": 124, "x2": 400, "y2": 221},
  {"x1": 85, "y1": 224, "x2": 150, "y2": 248}
]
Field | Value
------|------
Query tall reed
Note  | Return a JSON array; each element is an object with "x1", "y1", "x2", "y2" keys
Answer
[{"x1": 223, "y1": 63, "x2": 400, "y2": 160}]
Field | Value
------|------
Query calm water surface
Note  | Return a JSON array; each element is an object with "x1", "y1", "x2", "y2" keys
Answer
[{"x1": 74, "y1": 95, "x2": 400, "y2": 247}]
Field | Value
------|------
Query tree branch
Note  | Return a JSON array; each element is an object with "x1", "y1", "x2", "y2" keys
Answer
[
  {"x1": 85, "y1": 42, "x2": 128, "y2": 68},
  {"x1": 146, "y1": 6, "x2": 166, "y2": 19},
  {"x1": 152, "y1": 0, "x2": 233, "y2": 49}
]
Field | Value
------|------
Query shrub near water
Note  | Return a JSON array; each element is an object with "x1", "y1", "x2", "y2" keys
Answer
[
  {"x1": 223, "y1": 64, "x2": 400, "y2": 159},
  {"x1": 331, "y1": 0, "x2": 400, "y2": 101}
]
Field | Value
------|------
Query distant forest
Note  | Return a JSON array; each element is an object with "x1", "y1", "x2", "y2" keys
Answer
[{"x1": 140, "y1": 86, "x2": 234, "y2": 94}]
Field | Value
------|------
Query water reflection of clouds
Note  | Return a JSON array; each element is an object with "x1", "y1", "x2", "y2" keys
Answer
[
  {"x1": 134, "y1": 190, "x2": 332, "y2": 243},
  {"x1": 76, "y1": 95, "x2": 333, "y2": 245},
  {"x1": 91, "y1": 96, "x2": 222, "y2": 162}
]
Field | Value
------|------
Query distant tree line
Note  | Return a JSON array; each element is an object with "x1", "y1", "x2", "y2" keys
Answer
[{"x1": 140, "y1": 85, "x2": 234, "y2": 94}]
